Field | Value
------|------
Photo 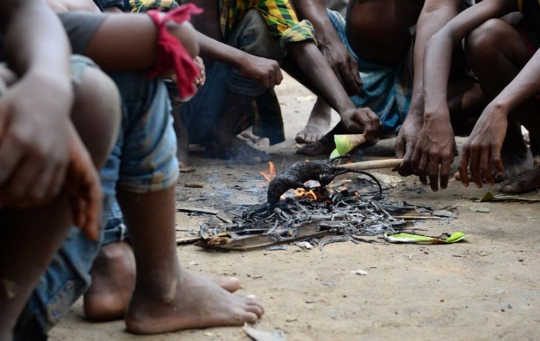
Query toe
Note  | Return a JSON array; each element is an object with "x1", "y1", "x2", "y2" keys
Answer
[
  {"x1": 243, "y1": 302, "x2": 264, "y2": 318},
  {"x1": 240, "y1": 311, "x2": 259, "y2": 323},
  {"x1": 500, "y1": 183, "x2": 519, "y2": 193},
  {"x1": 213, "y1": 278, "x2": 242, "y2": 293},
  {"x1": 305, "y1": 134, "x2": 316, "y2": 144},
  {"x1": 296, "y1": 132, "x2": 307, "y2": 144}
]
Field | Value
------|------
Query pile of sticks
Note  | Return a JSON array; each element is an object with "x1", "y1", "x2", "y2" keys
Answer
[{"x1": 194, "y1": 178, "x2": 435, "y2": 251}]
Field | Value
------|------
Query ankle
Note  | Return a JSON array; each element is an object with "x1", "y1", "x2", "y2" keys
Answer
[{"x1": 134, "y1": 268, "x2": 183, "y2": 302}]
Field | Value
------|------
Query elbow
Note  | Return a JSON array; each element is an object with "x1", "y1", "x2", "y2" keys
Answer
[{"x1": 425, "y1": 30, "x2": 454, "y2": 53}]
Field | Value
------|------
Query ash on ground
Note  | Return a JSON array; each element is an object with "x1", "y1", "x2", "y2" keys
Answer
[{"x1": 180, "y1": 177, "x2": 456, "y2": 252}]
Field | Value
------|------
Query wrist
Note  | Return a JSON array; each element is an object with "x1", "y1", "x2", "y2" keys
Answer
[
  {"x1": 487, "y1": 100, "x2": 511, "y2": 116},
  {"x1": 337, "y1": 102, "x2": 356, "y2": 116},
  {"x1": 424, "y1": 109, "x2": 451, "y2": 125},
  {"x1": 234, "y1": 52, "x2": 249, "y2": 69},
  {"x1": 26, "y1": 70, "x2": 74, "y2": 106}
]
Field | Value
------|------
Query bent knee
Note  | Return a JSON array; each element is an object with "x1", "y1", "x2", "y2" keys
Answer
[
  {"x1": 465, "y1": 19, "x2": 513, "y2": 61},
  {"x1": 72, "y1": 64, "x2": 121, "y2": 169}
]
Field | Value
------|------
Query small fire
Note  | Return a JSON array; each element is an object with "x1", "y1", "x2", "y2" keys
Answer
[
  {"x1": 260, "y1": 161, "x2": 276, "y2": 182},
  {"x1": 259, "y1": 161, "x2": 323, "y2": 202},
  {"x1": 292, "y1": 188, "x2": 318, "y2": 200}
]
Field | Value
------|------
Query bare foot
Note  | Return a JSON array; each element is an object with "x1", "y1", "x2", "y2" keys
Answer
[
  {"x1": 296, "y1": 98, "x2": 331, "y2": 144},
  {"x1": 495, "y1": 145, "x2": 533, "y2": 182},
  {"x1": 84, "y1": 243, "x2": 242, "y2": 321},
  {"x1": 125, "y1": 268, "x2": 264, "y2": 334},
  {"x1": 238, "y1": 128, "x2": 263, "y2": 145},
  {"x1": 206, "y1": 135, "x2": 269, "y2": 165},
  {"x1": 499, "y1": 167, "x2": 540, "y2": 193},
  {"x1": 84, "y1": 241, "x2": 136, "y2": 321},
  {"x1": 296, "y1": 137, "x2": 335, "y2": 156}
]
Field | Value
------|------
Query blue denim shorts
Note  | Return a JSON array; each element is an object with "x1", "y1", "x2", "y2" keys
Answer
[
  {"x1": 23, "y1": 72, "x2": 178, "y2": 334},
  {"x1": 101, "y1": 71, "x2": 179, "y2": 195}
]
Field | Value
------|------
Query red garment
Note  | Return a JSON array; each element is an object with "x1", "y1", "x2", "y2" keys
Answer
[{"x1": 147, "y1": 4, "x2": 203, "y2": 99}]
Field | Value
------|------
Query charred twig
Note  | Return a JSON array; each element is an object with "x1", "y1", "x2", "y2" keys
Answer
[{"x1": 320, "y1": 235, "x2": 352, "y2": 253}]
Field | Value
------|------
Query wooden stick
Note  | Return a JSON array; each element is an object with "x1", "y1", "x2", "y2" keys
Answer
[
  {"x1": 176, "y1": 206, "x2": 219, "y2": 215},
  {"x1": 341, "y1": 158, "x2": 404, "y2": 171}
]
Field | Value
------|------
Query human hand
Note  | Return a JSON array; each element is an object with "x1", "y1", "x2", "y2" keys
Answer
[
  {"x1": 65, "y1": 123, "x2": 103, "y2": 241},
  {"x1": 395, "y1": 107, "x2": 423, "y2": 176},
  {"x1": 459, "y1": 105, "x2": 507, "y2": 188},
  {"x1": 320, "y1": 40, "x2": 362, "y2": 96},
  {"x1": 0, "y1": 74, "x2": 73, "y2": 207},
  {"x1": 238, "y1": 54, "x2": 283, "y2": 88},
  {"x1": 411, "y1": 112, "x2": 455, "y2": 191},
  {"x1": 193, "y1": 56, "x2": 205, "y2": 88},
  {"x1": 341, "y1": 107, "x2": 381, "y2": 139}
]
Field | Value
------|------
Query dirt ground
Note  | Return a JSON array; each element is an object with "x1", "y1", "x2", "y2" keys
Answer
[{"x1": 51, "y1": 75, "x2": 540, "y2": 340}]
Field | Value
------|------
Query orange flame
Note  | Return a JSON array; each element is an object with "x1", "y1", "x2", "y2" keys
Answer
[
  {"x1": 260, "y1": 161, "x2": 276, "y2": 182},
  {"x1": 292, "y1": 188, "x2": 318, "y2": 200}
]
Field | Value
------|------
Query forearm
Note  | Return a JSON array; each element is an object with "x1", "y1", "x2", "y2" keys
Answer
[
  {"x1": 290, "y1": 42, "x2": 354, "y2": 113},
  {"x1": 491, "y1": 51, "x2": 540, "y2": 113},
  {"x1": 422, "y1": 33, "x2": 454, "y2": 119},
  {"x1": 422, "y1": 0, "x2": 514, "y2": 119},
  {"x1": 410, "y1": 0, "x2": 460, "y2": 116},
  {"x1": 1, "y1": 0, "x2": 71, "y2": 83},
  {"x1": 195, "y1": 31, "x2": 250, "y2": 69},
  {"x1": 292, "y1": 0, "x2": 340, "y2": 46}
]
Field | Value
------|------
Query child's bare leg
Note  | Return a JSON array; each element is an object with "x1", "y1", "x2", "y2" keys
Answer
[
  {"x1": 84, "y1": 240, "x2": 242, "y2": 321},
  {"x1": 296, "y1": 97, "x2": 332, "y2": 144},
  {"x1": 0, "y1": 196, "x2": 72, "y2": 339},
  {"x1": 117, "y1": 187, "x2": 263, "y2": 334},
  {"x1": 466, "y1": 19, "x2": 539, "y2": 185}
]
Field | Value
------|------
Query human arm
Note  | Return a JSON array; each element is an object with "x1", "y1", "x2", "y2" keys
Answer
[
  {"x1": 460, "y1": 50, "x2": 540, "y2": 187},
  {"x1": 395, "y1": 0, "x2": 461, "y2": 176},
  {"x1": 289, "y1": 41, "x2": 380, "y2": 137},
  {"x1": 0, "y1": 0, "x2": 73, "y2": 203},
  {"x1": 248, "y1": 0, "x2": 378, "y2": 136},
  {"x1": 195, "y1": 31, "x2": 283, "y2": 88},
  {"x1": 0, "y1": 0, "x2": 103, "y2": 237},
  {"x1": 293, "y1": 0, "x2": 361, "y2": 95},
  {"x1": 412, "y1": 0, "x2": 515, "y2": 191}
]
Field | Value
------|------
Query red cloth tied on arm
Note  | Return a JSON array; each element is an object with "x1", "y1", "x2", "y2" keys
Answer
[{"x1": 146, "y1": 4, "x2": 203, "y2": 99}]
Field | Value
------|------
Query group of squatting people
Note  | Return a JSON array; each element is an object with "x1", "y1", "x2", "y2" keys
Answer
[{"x1": 3, "y1": 0, "x2": 540, "y2": 339}]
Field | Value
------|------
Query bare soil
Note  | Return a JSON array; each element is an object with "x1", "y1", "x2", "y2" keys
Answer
[{"x1": 50, "y1": 74, "x2": 540, "y2": 341}]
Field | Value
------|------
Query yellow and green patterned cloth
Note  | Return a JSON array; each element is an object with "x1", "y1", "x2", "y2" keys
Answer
[
  {"x1": 129, "y1": 0, "x2": 180, "y2": 12},
  {"x1": 219, "y1": 0, "x2": 316, "y2": 47}
]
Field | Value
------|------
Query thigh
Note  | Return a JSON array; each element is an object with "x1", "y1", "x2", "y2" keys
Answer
[{"x1": 467, "y1": 18, "x2": 532, "y2": 69}]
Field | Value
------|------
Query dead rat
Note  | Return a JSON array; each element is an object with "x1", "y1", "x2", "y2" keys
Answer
[{"x1": 267, "y1": 156, "x2": 382, "y2": 204}]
